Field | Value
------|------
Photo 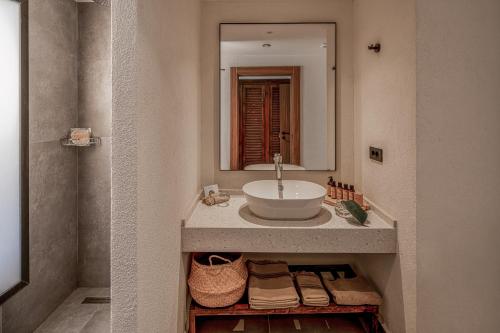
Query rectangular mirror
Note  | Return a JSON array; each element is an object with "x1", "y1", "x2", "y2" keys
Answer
[
  {"x1": 219, "y1": 23, "x2": 336, "y2": 171},
  {"x1": 0, "y1": 0, "x2": 28, "y2": 304}
]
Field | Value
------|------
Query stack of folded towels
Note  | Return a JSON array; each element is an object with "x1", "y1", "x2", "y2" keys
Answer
[
  {"x1": 320, "y1": 271, "x2": 382, "y2": 306},
  {"x1": 247, "y1": 261, "x2": 300, "y2": 310},
  {"x1": 294, "y1": 272, "x2": 330, "y2": 307}
]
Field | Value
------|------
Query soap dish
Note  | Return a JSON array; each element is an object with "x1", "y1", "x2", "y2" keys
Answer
[{"x1": 60, "y1": 137, "x2": 101, "y2": 147}]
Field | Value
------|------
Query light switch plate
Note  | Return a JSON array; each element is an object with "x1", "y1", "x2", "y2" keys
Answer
[{"x1": 369, "y1": 146, "x2": 383, "y2": 162}]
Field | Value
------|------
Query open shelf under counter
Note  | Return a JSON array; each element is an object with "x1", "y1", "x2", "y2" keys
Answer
[
  {"x1": 189, "y1": 302, "x2": 380, "y2": 333},
  {"x1": 181, "y1": 195, "x2": 397, "y2": 253}
]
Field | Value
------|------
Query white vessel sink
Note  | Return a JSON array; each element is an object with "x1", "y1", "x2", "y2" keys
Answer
[{"x1": 242, "y1": 180, "x2": 326, "y2": 220}]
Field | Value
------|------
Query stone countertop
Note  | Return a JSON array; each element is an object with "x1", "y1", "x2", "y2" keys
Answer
[{"x1": 181, "y1": 195, "x2": 397, "y2": 253}]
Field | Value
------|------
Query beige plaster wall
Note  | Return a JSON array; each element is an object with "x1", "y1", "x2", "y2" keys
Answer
[
  {"x1": 416, "y1": 0, "x2": 500, "y2": 331},
  {"x1": 353, "y1": 0, "x2": 416, "y2": 331},
  {"x1": 136, "y1": 0, "x2": 201, "y2": 331},
  {"x1": 201, "y1": 0, "x2": 355, "y2": 189},
  {"x1": 111, "y1": 0, "x2": 201, "y2": 332}
]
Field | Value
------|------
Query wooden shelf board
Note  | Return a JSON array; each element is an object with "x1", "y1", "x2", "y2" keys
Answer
[
  {"x1": 189, "y1": 302, "x2": 380, "y2": 333},
  {"x1": 190, "y1": 302, "x2": 378, "y2": 316}
]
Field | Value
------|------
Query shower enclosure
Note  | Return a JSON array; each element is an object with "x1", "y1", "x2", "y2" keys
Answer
[
  {"x1": 0, "y1": 0, "x2": 111, "y2": 332},
  {"x1": 0, "y1": 0, "x2": 28, "y2": 307}
]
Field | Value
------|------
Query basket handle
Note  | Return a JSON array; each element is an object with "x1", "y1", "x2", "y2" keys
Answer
[
  {"x1": 208, "y1": 255, "x2": 232, "y2": 266},
  {"x1": 201, "y1": 255, "x2": 248, "y2": 280}
]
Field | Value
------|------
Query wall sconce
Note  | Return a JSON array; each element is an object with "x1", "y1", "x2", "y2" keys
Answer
[{"x1": 368, "y1": 43, "x2": 381, "y2": 53}]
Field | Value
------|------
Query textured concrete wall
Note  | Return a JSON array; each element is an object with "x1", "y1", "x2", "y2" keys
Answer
[
  {"x1": 416, "y1": 0, "x2": 500, "y2": 331},
  {"x1": 111, "y1": 0, "x2": 202, "y2": 331},
  {"x1": 111, "y1": 0, "x2": 139, "y2": 331},
  {"x1": 77, "y1": 2, "x2": 112, "y2": 288},
  {"x1": 2, "y1": 0, "x2": 79, "y2": 332},
  {"x1": 353, "y1": 0, "x2": 416, "y2": 331},
  {"x1": 201, "y1": 0, "x2": 355, "y2": 189}
]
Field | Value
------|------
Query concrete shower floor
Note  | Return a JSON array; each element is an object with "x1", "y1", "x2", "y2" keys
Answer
[{"x1": 35, "y1": 288, "x2": 110, "y2": 333}]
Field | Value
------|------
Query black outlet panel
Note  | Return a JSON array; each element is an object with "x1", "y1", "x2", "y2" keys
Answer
[{"x1": 369, "y1": 146, "x2": 383, "y2": 162}]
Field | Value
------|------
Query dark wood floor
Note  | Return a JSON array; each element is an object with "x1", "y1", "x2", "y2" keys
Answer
[{"x1": 197, "y1": 314, "x2": 367, "y2": 333}]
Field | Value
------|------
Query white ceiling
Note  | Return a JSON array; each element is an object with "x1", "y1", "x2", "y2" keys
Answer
[
  {"x1": 221, "y1": 23, "x2": 332, "y2": 41},
  {"x1": 221, "y1": 23, "x2": 333, "y2": 57}
]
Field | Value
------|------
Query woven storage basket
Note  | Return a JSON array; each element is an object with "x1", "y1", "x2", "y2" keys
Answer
[{"x1": 188, "y1": 253, "x2": 247, "y2": 308}]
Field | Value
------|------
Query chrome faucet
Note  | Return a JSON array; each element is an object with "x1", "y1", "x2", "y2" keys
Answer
[{"x1": 273, "y1": 153, "x2": 283, "y2": 181}]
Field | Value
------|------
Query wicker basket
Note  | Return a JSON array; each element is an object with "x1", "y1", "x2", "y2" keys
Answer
[{"x1": 188, "y1": 253, "x2": 248, "y2": 308}]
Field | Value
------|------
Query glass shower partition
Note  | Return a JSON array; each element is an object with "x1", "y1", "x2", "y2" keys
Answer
[{"x1": 0, "y1": 0, "x2": 29, "y2": 304}]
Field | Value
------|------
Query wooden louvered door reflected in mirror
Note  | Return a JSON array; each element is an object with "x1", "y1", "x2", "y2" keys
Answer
[
  {"x1": 230, "y1": 66, "x2": 300, "y2": 170},
  {"x1": 239, "y1": 80, "x2": 291, "y2": 169},
  {"x1": 278, "y1": 83, "x2": 291, "y2": 164}
]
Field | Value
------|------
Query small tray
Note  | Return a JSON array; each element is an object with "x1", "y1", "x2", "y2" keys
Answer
[{"x1": 324, "y1": 197, "x2": 370, "y2": 211}]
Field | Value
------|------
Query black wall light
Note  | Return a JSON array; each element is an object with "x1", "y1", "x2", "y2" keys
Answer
[{"x1": 368, "y1": 43, "x2": 381, "y2": 53}]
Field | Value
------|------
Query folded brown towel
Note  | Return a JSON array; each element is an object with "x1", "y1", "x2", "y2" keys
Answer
[
  {"x1": 248, "y1": 261, "x2": 289, "y2": 276},
  {"x1": 248, "y1": 261, "x2": 300, "y2": 309},
  {"x1": 295, "y1": 272, "x2": 330, "y2": 307},
  {"x1": 323, "y1": 275, "x2": 382, "y2": 306}
]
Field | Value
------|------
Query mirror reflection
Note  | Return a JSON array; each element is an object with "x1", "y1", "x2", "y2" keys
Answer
[{"x1": 219, "y1": 23, "x2": 336, "y2": 171}]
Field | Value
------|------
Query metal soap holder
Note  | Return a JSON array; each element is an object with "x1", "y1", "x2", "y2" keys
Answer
[
  {"x1": 60, "y1": 137, "x2": 101, "y2": 147},
  {"x1": 60, "y1": 128, "x2": 101, "y2": 147}
]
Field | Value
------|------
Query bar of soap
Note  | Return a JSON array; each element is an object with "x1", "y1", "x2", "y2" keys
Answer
[{"x1": 70, "y1": 128, "x2": 91, "y2": 145}]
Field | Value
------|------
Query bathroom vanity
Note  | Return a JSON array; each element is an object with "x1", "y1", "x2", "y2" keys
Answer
[
  {"x1": 181, "y1": 194, "x2": 396, "y2": 253},
  {"x1": 182, "y1": 192, "x2": 395, "y2": 333}
]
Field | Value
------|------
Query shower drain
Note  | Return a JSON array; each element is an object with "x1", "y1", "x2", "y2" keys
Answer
[{"x1": 82, "y1": 296, "x2": 111, "y2": 304}]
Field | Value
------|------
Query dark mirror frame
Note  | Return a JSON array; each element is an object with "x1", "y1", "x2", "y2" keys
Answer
[
  {"x1": 0, "y1": 0, "x2": 29, "y2": 305},
  {"x1": 218, "y1": 22, "x2": 337, "y2": 172}
]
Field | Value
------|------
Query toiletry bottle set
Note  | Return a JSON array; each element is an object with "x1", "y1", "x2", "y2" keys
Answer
[{"x1": 326, "y1": 177, "x2": 365, "y2": 207}]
